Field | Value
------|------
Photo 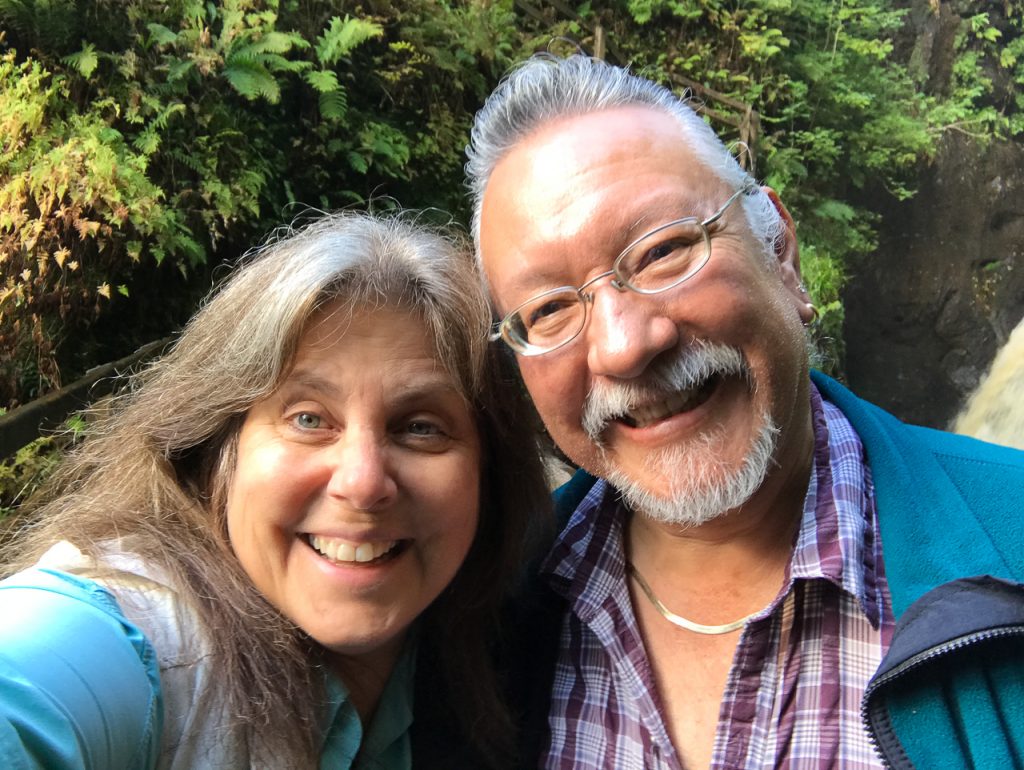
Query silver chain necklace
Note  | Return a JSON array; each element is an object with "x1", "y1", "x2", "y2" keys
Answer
[{"x1": 626, "y1": 562, "x2": 758, "y2": 635}]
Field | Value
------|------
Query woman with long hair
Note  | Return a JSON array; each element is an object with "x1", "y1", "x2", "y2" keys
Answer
[{"x1": 0, "y1": 211, "x2": 551, "y2": 768}]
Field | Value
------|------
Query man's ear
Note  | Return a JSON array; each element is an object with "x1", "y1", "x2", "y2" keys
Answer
[{"x1": 762, "y1": 186, "x2": 815, "y2": 324}]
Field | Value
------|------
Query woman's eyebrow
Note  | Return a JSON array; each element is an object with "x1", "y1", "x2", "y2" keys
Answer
[
  {"x1": 283, "y1": 369, "x2": 463, "y2": 404},
  {"x1": 282, "y1": 370, "x2": 342, "y2": 399},
  {"x1": 389, "y1": 378, "x2": 465, "y2": 407}
]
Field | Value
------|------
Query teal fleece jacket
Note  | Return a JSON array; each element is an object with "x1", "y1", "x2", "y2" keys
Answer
[
  {"x1": 544, "y1": 372, "x2": 1024, "y2": 769},
  {"x1": 810, "y1": 371, "x2": 1024, "y2": 769}
]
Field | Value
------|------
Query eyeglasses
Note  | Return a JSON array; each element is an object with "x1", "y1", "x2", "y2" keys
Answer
[{"x1": 491, "y1": 182, "x2": 757, "y2": 356}]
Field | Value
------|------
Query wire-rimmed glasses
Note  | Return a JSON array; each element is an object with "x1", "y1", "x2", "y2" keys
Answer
[{"x1": 491, "y1": 182, "x2": 756, "y2": 356}]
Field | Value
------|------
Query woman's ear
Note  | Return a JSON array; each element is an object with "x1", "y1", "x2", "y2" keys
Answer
[{"x1": 762, "y1": 186, "x2": 815, "y2": 324}]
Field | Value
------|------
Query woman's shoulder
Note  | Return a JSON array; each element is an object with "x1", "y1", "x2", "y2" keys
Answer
[{"x1": 0, "y1": 552, "x2": 164, "y2": 769}]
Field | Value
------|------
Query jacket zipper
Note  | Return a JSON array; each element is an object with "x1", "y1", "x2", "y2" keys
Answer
[{"x1": 861, "y1": 624, "x2": 1024, "y2": 769}]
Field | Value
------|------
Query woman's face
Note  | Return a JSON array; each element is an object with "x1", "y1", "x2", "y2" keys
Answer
[{"x1": 226, "y1": 303, "x2": 480, "y2": 671}]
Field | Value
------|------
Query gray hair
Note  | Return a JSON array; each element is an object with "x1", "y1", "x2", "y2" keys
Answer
[
  {"x1": 466, "y1": 54, "x2": 784, "y2": 262},
  {"x1": 151, "y1": 211, "x2": 489, "y2": 454},
  {"x1": 5, "y1": 211, "x2": 547, "y2": 765}
]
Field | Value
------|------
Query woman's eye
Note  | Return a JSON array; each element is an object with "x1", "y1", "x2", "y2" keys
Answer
[
  {"x1": 406, "y1": 420, "x2": 441, "y2": 437},
  {"x1": 292, "y1": 412, "x2": 322, "y2": 430}
]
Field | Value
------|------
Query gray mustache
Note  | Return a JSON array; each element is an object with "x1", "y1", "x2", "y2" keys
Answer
[{"x1": 582, "y1": 342, "x2": 748, "y2": 440}]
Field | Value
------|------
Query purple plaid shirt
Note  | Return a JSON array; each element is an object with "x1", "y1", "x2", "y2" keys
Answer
[{"x1": 540, "y1": 385, "x2": 895, "y2": 769}]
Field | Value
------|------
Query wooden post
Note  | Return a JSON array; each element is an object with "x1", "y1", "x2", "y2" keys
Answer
[
  {"x1": 0, "y1": 337, "x2": 172, "y2": 460},
  {"x1": 594, "y1": 24, "x2": 606, "y2": 60}
]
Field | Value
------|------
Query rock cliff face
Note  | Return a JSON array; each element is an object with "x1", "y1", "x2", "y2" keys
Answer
[
  {"x1": 842, "y1": 133, "x2": 1024, "y2": 429},
  {"x1": 841, "y1": 0, "x2": 1024, "y2": 429}
]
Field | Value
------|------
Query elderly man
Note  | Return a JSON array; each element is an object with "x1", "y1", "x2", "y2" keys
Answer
[{"x1": 467, "y1": 55, "x2": 1024, "y2": 769}]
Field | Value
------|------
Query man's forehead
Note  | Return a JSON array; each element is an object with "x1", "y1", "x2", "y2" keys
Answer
[{"x1": 482, "y1": 107, "x2": 717, "y2": 216}]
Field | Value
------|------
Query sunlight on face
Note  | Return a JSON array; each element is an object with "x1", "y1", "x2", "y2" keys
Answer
[{"x1": 226, "y1": 304, "x2": 480, "y2": 674}]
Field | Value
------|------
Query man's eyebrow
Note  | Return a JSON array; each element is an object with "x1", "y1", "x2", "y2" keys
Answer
[{"x1": 626, "y1": 196, "x2": 710, "y2": 235}]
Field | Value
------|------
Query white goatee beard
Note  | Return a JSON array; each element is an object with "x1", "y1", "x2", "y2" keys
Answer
[
  {"x1": 580, "y1": 340, "x2": 779, "y2": 527},
  {"x1": 605, "y1": 414, "x2": 779, "y2": 527}
]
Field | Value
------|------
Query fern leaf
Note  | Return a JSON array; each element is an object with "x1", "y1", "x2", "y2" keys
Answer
[
  {"x1": 347, "y1": 150, "x2": 368, "y2": 174},
  {"x1": 318, "y1": 88, "x2": 348, "y2": 121},
  {"x1": 226, "y1": 41, "x2": 260, "y2": 64},
  {"x1": 223, "y1": 60, "x2": 280, "y2": 103},
  {"x1": 305, "y1": 69, "x2": 339, "y2": 93},
  {"x1": 258, "y1": 53, "x2": 297, "y2": 72},
  {"x1": 248, "y1": 31, "x2": 307, "y2": 55},
  {"x1": 316, "y1": 15, "x2": 383, "y2": 66},
  {"x1": 133, "y1": 128, "x2": 161, "y2": 155},
  {"x1": 167, "y1": 59, "x2": 194, "y2": 83},
  {"x1": 146, "y1": 23, "x2": 178, "y2": 47},
  {"x1": 63, "y1": 42, "x2": 99, "y2": 78},
  {"x1": 168, "y1": 148, "x2": 204, "y2": 174}
]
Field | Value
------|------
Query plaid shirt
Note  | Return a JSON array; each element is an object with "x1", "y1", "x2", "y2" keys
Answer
[{"x1": 540, "y1": 385, "x2": 895, "y2": 769}]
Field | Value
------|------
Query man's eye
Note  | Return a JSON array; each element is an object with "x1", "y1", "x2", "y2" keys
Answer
[
  {"x1": 292, "y1": 412, "x2": 322, "y2": 430},
  {"x1": 636, "y1": 236, "x2": 698, "y2": 271},
  {"x1": 526, "y1": 298, "x2": 574, "y2": 328}
]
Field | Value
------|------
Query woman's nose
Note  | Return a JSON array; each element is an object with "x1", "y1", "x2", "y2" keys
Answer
[{"x1": 325, "y1": 430, "x2": 398, "y2": 511}]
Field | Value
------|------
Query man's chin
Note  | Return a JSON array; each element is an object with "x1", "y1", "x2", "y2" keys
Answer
[
  {"x1": 605, "y1": 415, "x2": 780, "y2": 528},
  {"x1": 608, "y1": 469, "x2": 735, "y2": 528}
]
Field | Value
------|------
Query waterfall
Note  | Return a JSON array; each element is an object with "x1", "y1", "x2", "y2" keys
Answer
[{"x1": 952, "y1": 317, "x2": 1024, "y2": 450}]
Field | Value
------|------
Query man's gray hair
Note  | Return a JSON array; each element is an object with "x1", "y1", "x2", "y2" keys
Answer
[{"x1": 466, "y1": 54, "x2": 784, "y2": 262}]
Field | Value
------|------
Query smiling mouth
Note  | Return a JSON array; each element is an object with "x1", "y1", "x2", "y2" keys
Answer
[
  {"x1": 306, "y1": 535, "x2": 406, "y2": 565},
  {"x1": 618, "y1": 375, "x2": 719, "y2": 429}
]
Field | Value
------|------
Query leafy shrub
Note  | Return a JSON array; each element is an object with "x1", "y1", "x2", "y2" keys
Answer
[
  {"x1": 0, "y1": 413, "x2": 85, "y2": 524},
  {"x1": 0, "y1": 0, "x2": 522, "y2": 409},
  {"x1": 1, "y1": 0, "x2": 1019, "y2": 417},
  {"x1": 547, "y1": 0, "x2": 1021, "y2": 372}
]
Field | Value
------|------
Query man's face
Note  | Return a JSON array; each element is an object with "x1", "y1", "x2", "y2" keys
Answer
[{"x1": 478, "y1": 106, "x2": 813, "y2": 522}]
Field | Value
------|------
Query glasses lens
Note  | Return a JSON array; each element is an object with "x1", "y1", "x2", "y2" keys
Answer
[
  {"x1": 505, "y1": 288, "x2": 586, "y2": 353},
  {"x1": 617, "y1": 220, "x2": 711, "y2": 292}
]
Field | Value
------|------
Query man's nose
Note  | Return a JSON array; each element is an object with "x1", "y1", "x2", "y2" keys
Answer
[
  {"x1": 584, "y1": 288, "x2": 678, "y2": 379},
  {"x1": 325, "y1": 430, "x2": 398, "y2": 511}
]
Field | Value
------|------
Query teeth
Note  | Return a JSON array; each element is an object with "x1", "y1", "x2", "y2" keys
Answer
[
  {"x1": 620, "y1": 373, "x2": 724, "y2": 429},
  {"x1": 626, "y1": 389, "x2": 699, "y2": 428},
  {"x1": 309, "y1": 535, "x2": 397, "y2": 564}
]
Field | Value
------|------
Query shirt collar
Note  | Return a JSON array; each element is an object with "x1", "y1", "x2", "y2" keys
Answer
[
  {"x1": 790, "y1": 382, "x2": 883, "y2": 626},
  {"x1": 320, "y1": 640, "x2": 416, "y2": 767},
  {"x1": 542, "y1": 478, "x2": 626, "y2": 623},
  {"x1": 542, "y1": 382, "x2": 883, "y2": 629}
]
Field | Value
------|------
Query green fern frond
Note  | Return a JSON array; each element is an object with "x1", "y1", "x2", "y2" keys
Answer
[
  {"x1": 318, "y1": 88, "x2": 348, "y2": 121},
  {"x1": 247, "y1": 30, "x2": 308, "y2": 55},
  {"x1": 62, "y1": 42, "x2": 99, "y2": 78},
  {"x1": 151, "y1": 102, "x2": 186, "y2": 131},
  {"x1": 97, "y1": 126, "x2": 123, "y2": 143},
  {"x1": 0, "y1": 0, "x2": 77, "y2": 51},
  {"x1": 132, "y1": 128, "x2": 161, "y2": 155},
  {"x1": 146, "y1": 22, "x2": 178, "y2": 47},
  {"x1": 316, "y1": 15, "x2": 383, "y2": 66},
  {"x1": 225, "y1": 41, "x2": 262, "y2": 64},
  {"x1": 223, "y1": 60, "x2": 280, "y2": 103},
  {"x1": 255, "y1": 52, "x2": 302, "y2": 73},
  {"x1": 304, "y1": 69, "x2": 339, "y2": 93},
  {"x1": 271, "y1": 57, "x2": 313, "y2": 74},
  {"x1": 167, "y1": 148, "x2": 204, "y2": 174},
  {"x1": 167, "y1": 59, "x2": 194, "y2": 83}
]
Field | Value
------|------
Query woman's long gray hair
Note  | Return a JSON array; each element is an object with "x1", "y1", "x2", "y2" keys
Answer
[{"x1": 3, "y1": 211, "x2": 550, "y2": 765}]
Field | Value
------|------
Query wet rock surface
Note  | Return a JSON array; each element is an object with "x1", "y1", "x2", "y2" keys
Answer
[{"x1": 843, "y1": 132, "x2": 1024, "y2": 429}]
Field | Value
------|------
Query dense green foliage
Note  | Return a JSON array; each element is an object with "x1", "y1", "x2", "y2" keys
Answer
[
  {"x1": 0, "y1": 0, "x2": 520, "y2": 408},
  {"x1": 1, "y1": 0, "x2": 1020, "y2": 510},
  {"x1": 543, "y1": 0, "x2": 1023, "y2": 364}
]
